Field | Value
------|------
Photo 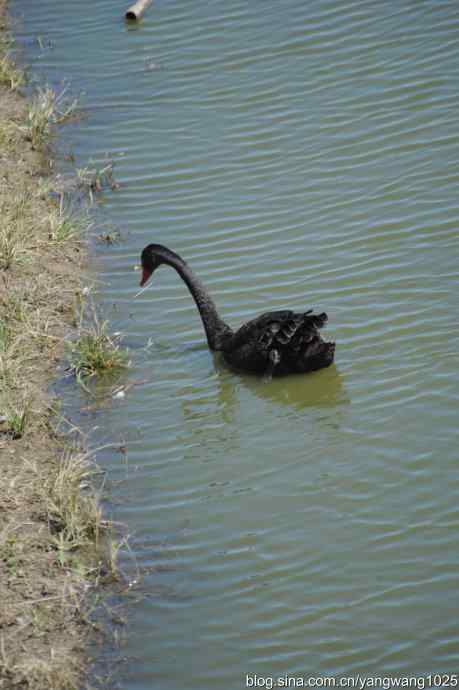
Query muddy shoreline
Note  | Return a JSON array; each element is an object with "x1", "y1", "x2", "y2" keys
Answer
[{"x1": 0, "y1": 3, "x2": 112, "y2": 688}]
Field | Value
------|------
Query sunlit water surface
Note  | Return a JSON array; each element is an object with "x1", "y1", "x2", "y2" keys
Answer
[{"x1": 13, "y1": 0, "x2": 459, "y2": 686}]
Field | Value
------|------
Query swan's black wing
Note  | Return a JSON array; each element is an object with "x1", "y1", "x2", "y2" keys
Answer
[{"x1": 222, "y1": 310, "x2": 335, "y2": 376}]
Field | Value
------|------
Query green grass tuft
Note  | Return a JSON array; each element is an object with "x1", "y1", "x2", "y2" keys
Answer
[
  {"x1": 0, "y1": 35, "x2": 24, "y2": 90},
  {"x1": 69, "y1": 309, "x2": 128, "y2": 382},
  {"x1": 47, "y1": 196, "x2": 93, "y2": 243},
  {"x1": 22, "y1": 86, "x2": 78, "y2": 150},
  {"x1": 3, "y1": 402, "x2": 29, "y2": 439}
]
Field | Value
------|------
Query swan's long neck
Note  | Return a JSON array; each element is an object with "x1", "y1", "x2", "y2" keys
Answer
[{"x1": 161, "y1": 253, "x2": 231, "y2": 351}]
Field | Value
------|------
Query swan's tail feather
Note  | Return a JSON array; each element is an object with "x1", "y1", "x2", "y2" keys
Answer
[
  {"x1": 301, "y1": 340, "x2": 335, "y2": 373},
  {"x1": 308, "y1": 312, "x2": 328, "y2": 329}
]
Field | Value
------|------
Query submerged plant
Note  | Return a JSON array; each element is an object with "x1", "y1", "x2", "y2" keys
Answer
[{"x1": 76, "y1": 162, "x2": 120, "y2": 203}]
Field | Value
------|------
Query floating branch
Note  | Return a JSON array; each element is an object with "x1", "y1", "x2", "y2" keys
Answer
[{"x1": 125, "y1": 0, "x2": 153, "y2": 21}]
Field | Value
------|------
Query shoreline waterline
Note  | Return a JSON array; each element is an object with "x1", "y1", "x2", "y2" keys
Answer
[{"x1": 0, "y1": 3, "x2": 120, "y2": 688}]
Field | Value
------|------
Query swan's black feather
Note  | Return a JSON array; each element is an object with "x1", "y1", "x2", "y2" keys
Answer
[{"x1": 222, "y1": 310, "x2": 335, "y2": 376}]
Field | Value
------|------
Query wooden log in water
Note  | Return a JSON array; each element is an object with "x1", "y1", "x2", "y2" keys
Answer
[{"x1": 125, "y1": 0, "x2": 153, "y2": 21}]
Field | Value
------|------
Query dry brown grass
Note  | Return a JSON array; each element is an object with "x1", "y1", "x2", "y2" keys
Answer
[
  {"x1": 0, "y1": 644, "x2": 83, "y2": 690},
  {"x1": 0, "y1": 7, "x2": 123, "y2": 689}
]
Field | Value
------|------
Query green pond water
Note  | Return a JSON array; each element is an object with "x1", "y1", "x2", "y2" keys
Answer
[{"x1": 13, "y1": 0, "x2": 459, "y2": 687}]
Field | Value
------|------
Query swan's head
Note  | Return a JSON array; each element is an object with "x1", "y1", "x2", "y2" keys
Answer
[
  {"x1": 140, "y1": 245, "x2": 161, "y2": 286},
  {"x1": 140, "y1": 243, "x2": 184, "y2": 286}
]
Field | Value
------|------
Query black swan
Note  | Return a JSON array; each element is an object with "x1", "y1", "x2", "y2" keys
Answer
[{"x1": 139, "y1": 244, "x2": 335, "y2": 376}]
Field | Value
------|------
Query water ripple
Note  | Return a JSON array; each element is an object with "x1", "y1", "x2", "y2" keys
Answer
[{"x1": 14, "y1": 0, "x2": 459, "y2": 684}]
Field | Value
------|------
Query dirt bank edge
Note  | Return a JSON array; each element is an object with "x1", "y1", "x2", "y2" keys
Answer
[{"x1": 1, "y1": 5, "x2": 110, "y2": 689}]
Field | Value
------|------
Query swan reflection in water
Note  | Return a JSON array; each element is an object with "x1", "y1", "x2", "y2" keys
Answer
[
  {"x1": 177, "y1": 351, "x2": 347, "y2": 433},
  {"x1": 213, "y1": 357, "x2": 347, "y2": 412},
  {"x1": 170, "y1": 360, "x2": 348, "y2": 473}
]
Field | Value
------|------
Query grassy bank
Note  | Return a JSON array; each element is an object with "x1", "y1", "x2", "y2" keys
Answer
[{"x1": 0, "y1": 6, "x2": 120, "y2": 689}]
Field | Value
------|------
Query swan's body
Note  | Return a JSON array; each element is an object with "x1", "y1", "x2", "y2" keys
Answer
[{"x1": 140, "y1": 244, "x2": 335, "y2": 376}]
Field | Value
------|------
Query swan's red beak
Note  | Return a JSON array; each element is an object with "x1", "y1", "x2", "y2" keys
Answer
[{"x1": 140, "y1": 267, "x2": 152, "y2": 287}]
